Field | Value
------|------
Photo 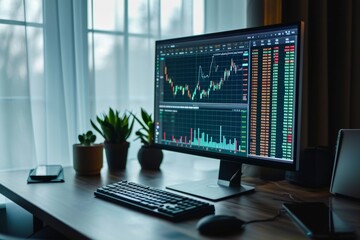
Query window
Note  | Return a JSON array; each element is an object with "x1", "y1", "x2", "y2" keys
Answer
[
  {"x1": 0, "y1": 0, "x2": 246, "y2": 170},
  {"x1": 88, "y1": 0, "x2": 204, "y2": 156}
]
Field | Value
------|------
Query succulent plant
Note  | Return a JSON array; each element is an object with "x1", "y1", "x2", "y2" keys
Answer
[
  {"x1": 90, "y1": 108, "x2": 134, "y2": 144},
  {"x1": 78, "y1": 130, "x2": 97, "y2": 146},
  {"x1": 131, "y1": 108, "x2": 154, "y2": 146}
]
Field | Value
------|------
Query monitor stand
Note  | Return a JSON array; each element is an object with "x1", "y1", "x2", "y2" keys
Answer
[{"x1": 166, "y1": 160, "x2": 254, "y2": 201}]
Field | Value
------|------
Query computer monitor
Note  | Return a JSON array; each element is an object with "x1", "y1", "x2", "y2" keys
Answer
[{"x1": 153, "y1": 22, "x2": 304, "y2": 201}]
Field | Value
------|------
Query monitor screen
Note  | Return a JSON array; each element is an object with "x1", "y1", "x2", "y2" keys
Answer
[{"x1": 153, "y1": 22, "x2": 304, "y2": 200}]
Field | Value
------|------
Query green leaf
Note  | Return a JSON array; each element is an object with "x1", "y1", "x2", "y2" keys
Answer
[
  {"x1": 108, "y1": 108, "x2": 115, "y2": 125},
  {"x1": 91, "y1": 119, "x2": 105, "y2": 139},
  {"x1": 130, "y1": 108, "x2": 154, "y2": 145},
  {"x1": 78, "y1": 134, "x2": 85, "y2": 143},
  {"x1": 141, "y1": 108, "x2": 150, "y2": 123},
  {"x1": 90, "y1": 108, "x2": 134, "y2": 143},
  {"x1": 86, "y1": 131, "x2": 93, "y2": 138},
  {"x1": 131, "y1": 112, "x2": 147, "y2": 130}
]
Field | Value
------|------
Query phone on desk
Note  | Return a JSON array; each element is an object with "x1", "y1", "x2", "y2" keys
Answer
[
  {"x1": 283, "y1": 202, "x2": 355, "y2": 239},
  {"x1": 30, "y1": 165, "x2": 62, "y2": 180}
]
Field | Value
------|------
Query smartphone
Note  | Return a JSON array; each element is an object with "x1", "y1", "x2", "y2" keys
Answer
[
  {"x1": 30, "y1": 165, "x2": 63, "y2": 180},
  {"x1": 283, "y1": 202, "x2": 355, "y2": 239}
]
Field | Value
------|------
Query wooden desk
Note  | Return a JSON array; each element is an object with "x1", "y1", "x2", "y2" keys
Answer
[{"x1": 0, "y1": 155, "x2": 359, "y2": 240}]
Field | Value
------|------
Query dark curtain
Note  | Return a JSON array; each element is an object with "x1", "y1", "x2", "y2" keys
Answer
[
  {"x1": 281, "y1": 0, "x2": 360, "y2": 157},
  {"x1": 244, "y1": 0, "x2": 360, "y2": 180}
]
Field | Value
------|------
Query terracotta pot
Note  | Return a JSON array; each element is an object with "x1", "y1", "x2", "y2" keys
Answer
[
  {"x1": 73, "y1": 144, "x2": 103, "y2": 175},
  {"x1": 104, "y1": 141, "x2": 130, "y2": 170},
  {"x1": 137, "y1": 146, "x2": 163, "y2": 170}
]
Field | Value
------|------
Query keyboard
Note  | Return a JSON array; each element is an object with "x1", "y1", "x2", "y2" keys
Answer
[{"x1": 94, "y1": 180, "x2": 215, "y2": 221}]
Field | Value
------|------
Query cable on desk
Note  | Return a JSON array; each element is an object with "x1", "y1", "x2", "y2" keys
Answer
[
  {"x1": 243, "y1": 209, "x2": 284, "y2": 226},
  {"x1": 270, "y1": 181, "x2": 304, "y2": 203}
]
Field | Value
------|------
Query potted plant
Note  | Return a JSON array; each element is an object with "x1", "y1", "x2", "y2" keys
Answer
[
  {"x1": 73, "y1": 131, "x2": 103, "y2": 175},
  {"x1": 91, "y1": 108, "x2": 134, "y2": 170},
  {"x1": 132, "y1": 108, "x2": 163, "y2": 170}
]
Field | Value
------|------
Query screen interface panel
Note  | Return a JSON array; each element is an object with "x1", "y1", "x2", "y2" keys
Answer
[{"x1": 154, "y1": 25, "x2": 299, "y2": 164}]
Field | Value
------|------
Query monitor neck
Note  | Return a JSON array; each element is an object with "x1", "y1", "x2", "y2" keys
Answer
[{"x1": 218, "y1": 160, "x2": 243, "y2": 187}]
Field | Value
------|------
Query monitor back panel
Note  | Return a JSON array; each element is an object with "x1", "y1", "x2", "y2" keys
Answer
[{"x1": 330, "y1": 129, "x2": 360, "y2": 199}]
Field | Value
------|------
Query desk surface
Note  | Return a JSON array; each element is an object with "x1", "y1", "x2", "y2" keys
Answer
[{"x1": 0, "y1": 155, "x2": 359, "y2": 240}]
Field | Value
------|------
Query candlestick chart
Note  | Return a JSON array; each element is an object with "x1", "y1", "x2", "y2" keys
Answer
[{"x1": 162, "y1": 51, "x2": 249, "y2": 103}]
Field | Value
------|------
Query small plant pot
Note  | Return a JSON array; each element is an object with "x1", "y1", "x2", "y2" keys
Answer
[
  {"x1": 138, "y1": 146, "x2": 163, "y2": 170},
  {"x1": 73, "y1": 144, "x2": 103, "y2": 175},
  {"x1": 104, "y1": 141, "x2": 130, "y2": 170}
]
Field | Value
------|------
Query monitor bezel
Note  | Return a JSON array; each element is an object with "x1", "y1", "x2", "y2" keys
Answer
[{"x1": 153, "y1": 22, "x2": 304, "y2": 171}]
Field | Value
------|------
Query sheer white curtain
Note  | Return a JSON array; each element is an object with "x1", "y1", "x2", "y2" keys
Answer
[
  {"x1": 0, "y1": 0, "x2": 247, "y2": 171},
  {"x1": 204, "y1": 0, "x2": 247, "y2": 33},
  {"x1": 0, "y1": 0, "x2": 44, "y2": 170},
  {"x1": 0, "y1": 0, "x2": 89, "y2": 170},
  {"x1": 43, "y1": 0, "x2": 90, "y2": 165}
]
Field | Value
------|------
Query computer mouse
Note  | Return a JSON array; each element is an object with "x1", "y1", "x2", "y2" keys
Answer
[{"x1": 196, "y1": 214, "x2": 245, "y2": 236}]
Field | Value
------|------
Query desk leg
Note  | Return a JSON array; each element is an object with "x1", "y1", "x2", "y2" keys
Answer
[{"x1": 33, "y1": 215, "x2": 43, "y2": 233}]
